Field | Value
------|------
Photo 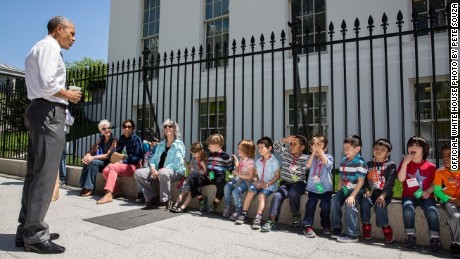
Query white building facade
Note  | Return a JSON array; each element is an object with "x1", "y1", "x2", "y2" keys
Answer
[{"x1": 105, "y1": 0, "x2": 450, "y2": 165}]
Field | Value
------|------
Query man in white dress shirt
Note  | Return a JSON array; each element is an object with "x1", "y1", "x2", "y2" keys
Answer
[{"x1": 16, "y1": 16, "x2": 81, "y2": 254}]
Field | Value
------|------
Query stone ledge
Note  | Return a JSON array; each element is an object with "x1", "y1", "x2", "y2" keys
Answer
[{"x1": 0, "y1": 158, "x2": 452, "y2": 246}]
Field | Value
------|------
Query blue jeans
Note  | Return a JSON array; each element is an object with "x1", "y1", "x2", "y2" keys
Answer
[
  {"x1": 402, "y1": 197, "x2": 440, "y2": 236},
  {"x1": 330, "y1": 190, "x2": 362, "y2": 237},
  {"x1": 269, "y1": 181, "x2": 306, "y2": 218},
  {"x1": 360, "y1": 195, "x2": 391, "y2": 227},
  {"x1": 59, "y1": 144, "x2": 66, "y2": 183},
  {"x1": 249, "y1": 184, "x2": 273, "y2": 197},
  {"x1": 303, "y1": 191, "x2": 332, "y2": 228},
  {"x1": 224, "y1": 178, "x2": 248, "y2": 212},
  {"x1": 79, "y1": 159, "x2": 105, "y2": 190}
]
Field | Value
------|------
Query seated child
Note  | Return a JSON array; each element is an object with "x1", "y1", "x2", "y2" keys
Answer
[
  {"x1": 433, "y1": 144, "x2": 459, "y2": 257},
  {"x1": 223, "y1": 140, "x2": 256, "y2": 221},
  {"x1": 397, "y1": 136, "x2": 442, "y2": 252},
  {"x1": 188, "y1": 134, "x2": 234, "y2": 213},
  {"x1": 170, "y1": 142, "x2": 207, "y2": 213},
  {"x1": 235, "y1": 137, "x2": 280, "y2": 229},
  {"x1": 303, "y1": 134, "x2": 334, "y2": 238},
  {"x1": 330, "y1": 135, "x2": 367, "y2": 243},
  {"x1": 261, "y1": 135, "x2": 309, "y2": 232},
  {"x1": 360, "y1": 138, "x2": 397, "y2": 243}
]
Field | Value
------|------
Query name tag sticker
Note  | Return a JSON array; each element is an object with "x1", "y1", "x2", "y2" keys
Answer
[{"x1": 406, "y1": 178, "x2": 419, "y2": 188}]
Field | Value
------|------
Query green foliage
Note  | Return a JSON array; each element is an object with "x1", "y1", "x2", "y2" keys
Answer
[
  {"x1": 66, "y1": 57, "x2": 107, "y2": 102},
  {"x1": 0, "y1": 80, "x2": 28, "y2": 132}
]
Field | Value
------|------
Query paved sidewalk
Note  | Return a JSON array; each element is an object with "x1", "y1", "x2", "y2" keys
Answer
[{"x1": 0, "y1": 174, "x2": 448, "y2": 258}]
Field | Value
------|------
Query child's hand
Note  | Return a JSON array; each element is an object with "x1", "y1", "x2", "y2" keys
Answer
[
  {"x1": 345, "y1": 196, "x2": 355, "y2": 207},
  {"x1": 232, "y1": 154, "x2": 239, "y2": 167},
  {"x1": 363, "y1": 190, "x2": 370, "y2": 198},
  {"x1": 375, "y1": 196, "x2": 386, "y2": 207},
  {"x1": 422, "y1": 190, "x2": 430, "y2": 199},
  {"x1": 402, "y1": 153, "x2": 415, "y2": 165}
]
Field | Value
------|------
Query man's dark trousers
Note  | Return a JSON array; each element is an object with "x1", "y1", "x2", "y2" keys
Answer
[{"x1": 16, "y1": 100, "x2": 66, "y2": 244}]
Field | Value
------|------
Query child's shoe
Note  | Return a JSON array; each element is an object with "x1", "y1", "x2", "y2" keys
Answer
[
  {"x1": 229, "y1": 211, "x2": 239, "y2": 221},
  {"x1": 252, "y1": 217, "x2": 261, "y2": 230},
  {"x1": 199, "y1": 196, "x2": 208, "y2": 212},
  {"x1": 235, "y1": 214, "x2": 247, "y2": 225},
  {"x1": 430, "y1": 237, "x2": 443, "y2": 253},
  {"x1": 261, "y1": 221, "x2": 276, "y2": 232},
  {"x1": 404, "y1": 235, "x2": 416, "y2": 249},
  {"x1": 331, "y1": 228, "x2": 342, "y2": 239},
  {"x1": 207, "y1": 202, "x2": 218, "y2": 213},
  {"x1": 382, "y1": 226, "x2": 394, "y2": 244},
  {"x1": 292, "y1": 213, "x2": 301, "y2": 227},
  {"x1": 450, "y1": 243, "x2": 460, "y2": 258},
  {"x1": 323, "y1": 227, "x2": 332, "y2": 235},
  {"x1": 303, "y1": 226, "x2": 316, "y2": 238},
  {"x1": 362, "y1": 223, "x2": 372, "y2": 240},
  {"x1": 337, "y1": 233, "x2": 358, "y2": 243},
  {"x1": 222, "y1": 206, "x2": 234, "y2": 218}
]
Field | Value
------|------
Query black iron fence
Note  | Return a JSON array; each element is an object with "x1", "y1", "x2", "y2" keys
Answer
[{"x1": 0, "y1": 7, "x2": 452, "y2": 171}]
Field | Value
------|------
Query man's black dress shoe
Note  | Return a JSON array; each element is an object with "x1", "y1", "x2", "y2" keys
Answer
[
  {"x1": 24, "y1": 240, "x2": 65, "y2": 254},
  {"x1": 16, "y1": 233, "x2": 60, "y2": 247}
]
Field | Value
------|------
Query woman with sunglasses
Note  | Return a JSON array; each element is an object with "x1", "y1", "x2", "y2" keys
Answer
[
  {"x1": 79, "y1": 119, "x2": 117, "y2": 196},
  {"x1": 97, "y1": 119, "x2": 143, "y2": 204},
  {"x1": 134, "y1": 119, "x2": 185, "y2": 209}
]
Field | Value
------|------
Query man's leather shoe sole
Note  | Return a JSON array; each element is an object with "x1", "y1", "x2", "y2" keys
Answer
[
  {"x1": 16, "y1": 233, "x2": 60, "y2": 247},
  {"x1": 24, "y1": 240, "x2": 65, "y2": 254}
]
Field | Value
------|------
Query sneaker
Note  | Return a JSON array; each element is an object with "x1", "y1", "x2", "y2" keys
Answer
[
  {"x1": 252, "y1": 217, "x2": 261, "y2": 230},
  {"x1": 229, "y1": 212, "x2": 239, "y2": 221},
  {"x1": 222, "y1": 206, "x2": 235, "y2": 218},
  {"x1": 235, "y1": 214, "x2": 247, "y2": 225},
  {"x1": 331, "y1": 228, "x2": 342, "y2": 239},
  {"x1": 450, "y1": 243, "x2": 460, "y2": 258},
  {"x1": 292, "y1": 213, "x2": 301, "y2": 227},
  {"x1": 430, "y1": 237, "x2": 443, "y2": 253},
  {"x1": 135, "y1": 193, "x2": 145, "y2": 203},
  {"x1": 303, "y1": 227, "x2": 317, "y2": 238},
  {"x1": 323, "y1": 228, "x2": 332, "y2": 235},
  {"x1": 362, "y1": 223, "x2": 372, "y2": 240},
  {"x1": 208, "y1": 202, "x2": 218, "y2": 213},
  {"x1": 337, "y1": 233, "x2": 358, "y2": 243},
  {"x1": 199, "y1": 196, "x2": 208, "y2": 212},
  {"x1": 382, "y1": 226, "x2": 394, "y2": 244},
  {"x1": 261, "y1": 221, "x2": 276, "y2": 232},
  {"x1": 405, "y1": 235, "x2": 416, "y2": 249}
]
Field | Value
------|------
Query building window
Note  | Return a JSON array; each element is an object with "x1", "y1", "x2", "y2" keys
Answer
[
  {"x1": 291, "y1": 0, "x2": 326, "y2": 53},
  {"x1": 413, "y1": 78, "x2": 450, "y2": 162},
  {"x1": 136, "y1": 105, "x2": 157, "y2": 139},
  {"x1": 143, "y1": 0, "x2": 160, "y2": 77},
  {"x1": 412, "y1": 0, "x2": 448, "y2": 35},
  {"x1": 288, "y1": 89, "x2": 328, "y2": 137},
  {"x1": 205, "y1": 0, "x2": 229, "y2": 68},
  {"x1": 199, "y1": 99, "x2": 226, "y2": 144}
]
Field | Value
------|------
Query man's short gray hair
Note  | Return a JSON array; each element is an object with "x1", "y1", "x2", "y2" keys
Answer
[{"x1": 47, "y1": 16, "x2": 73, "y2": 33}]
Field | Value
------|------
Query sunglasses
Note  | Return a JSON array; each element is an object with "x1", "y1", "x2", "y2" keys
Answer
[
  {"x1": 163, "y1": 125, "x2": 175, "y2": 129},
  {"x1": 101, "y1": 127, "x2": 110, "y2": 131},
  {"x1": 122, "y1": 125, "x2": 132, "y2": 129}
]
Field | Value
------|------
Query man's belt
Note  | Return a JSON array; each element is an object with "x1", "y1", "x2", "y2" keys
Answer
[{"x1": 33, "y1": 98, "x2": 67, "y2": 110}]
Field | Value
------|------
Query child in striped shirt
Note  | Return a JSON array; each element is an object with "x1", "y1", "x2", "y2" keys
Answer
[
  {"x1": 261, "y1": 135, "x2": 309, "y2": 232},
  {"x1": 331, "y1": 135, "x2": 367, "y2": 243}
]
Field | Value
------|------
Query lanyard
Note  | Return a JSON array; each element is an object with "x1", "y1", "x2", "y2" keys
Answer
[
  {"x1": 313, "y1": 157, "x2": 323, "y2": 178},
  {"x1": 238, "y1": 158, "x2": 246, "y2": 174},
  {"x1": 373, "y1": 160, "x2": 385, "y2": 177},
  {"x1": 260, "y1": 157, "x2": 268, "y2": 181},
  {"x1": 291, "y1": 154, "x2": 300, "y2": 168},
  {"x1": 196, "y1": 159, "x2": 204, "y2": 172}
]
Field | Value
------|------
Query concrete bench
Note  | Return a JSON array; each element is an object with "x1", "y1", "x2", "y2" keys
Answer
[{"x1": 0, "y1": 158, "x2": 453, "y2": 246}]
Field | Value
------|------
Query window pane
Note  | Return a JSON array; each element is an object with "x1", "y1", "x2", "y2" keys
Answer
[
  {"x1": 222, "y1": 0, "x2": 229, "y2": 15},
  {"x1": 303, "y1": 15, "x2": 314, "y2": 34},
  {"x1": 206, "y1": 4, "x2": 213, "y2": 19},
  {"x1": 155, "y1": 6, "x2": 160, "y2": 20},
  {"x1": 413, "y1": 0, "x2": 428, "y2": 13},
  {"x1": 144, "y1": 10, "x2": 149, "y2": 23},
  {"x1": 432, "y1": 0, "x2": 445, "y2": 9},
  {"x1": 214, "y1": 0, "x2": 222, "y2": 17},
  {"x1": 215, "y1": 19, "x2": 223, "y2": 35},
  {"x1": 316, "y1": 12, "x2": 326, "y2": 32},
  {"x1": 207, "y1": 22, "x2": 215, "y2": 37},
  {"x1": 303, "y1": 0, "x2": 313, "y2": 15},
  {"x1": 314, "y1": 0, "x2": 325, "y2": 12},
  {"x1": 223, "y1": 18, "x2": 229, "y2": 34},
  {"x1": 292, "y1": 0, "x2": 302, "y2": 17}
]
